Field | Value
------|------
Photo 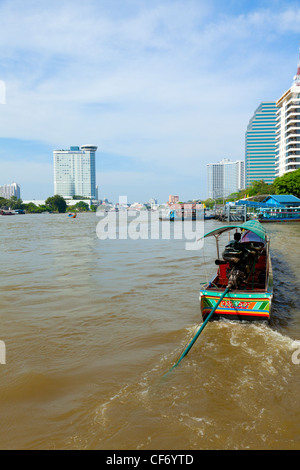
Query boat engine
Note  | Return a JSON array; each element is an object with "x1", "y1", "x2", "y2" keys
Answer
[{"x1": 222, "y1": 239, "x2": 263, "y2": 289}]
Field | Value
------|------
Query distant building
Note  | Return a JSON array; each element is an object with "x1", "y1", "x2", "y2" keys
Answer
[
  {"x1": 53, "y1": 145, "x2": 97, "y2": 199},
  {"x1": 149, "y1": 198, "x2": 157, "y2": 205},
  {"x1": 66, "y1": 199, "x2": 92, "y2": 207},
  {"x1": 23, "y1": 199, "x2": 45, "y2": 206},
  {"x1": 169, "y1": 195, "x2": 179, "y2": 204},
  {"x1": 236, "y1": 160, "x2": 245, "y2": 193},
  {"x1": 261, "y1": 195, "x2": 300, "y2": 207},
  {"x1": 0, "y1": 182, "x2": 20, "y2": 199},
  {"x1": 207, "y1": 159, "x2": 245, "y2": 200},
  {"x1": 245, "y1": 102, "x2": 277, "y2": 186},
  {"x1": 275, "y1": 48, "x2": 300, "y2": 177}
]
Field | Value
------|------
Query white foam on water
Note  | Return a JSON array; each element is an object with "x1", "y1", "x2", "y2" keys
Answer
[
  {"x1": 212, "y1": 318, "x2": 300, "y2": 351},
  {"x1": 94, "y1": 384, "x2": 131, "y2": 425}
]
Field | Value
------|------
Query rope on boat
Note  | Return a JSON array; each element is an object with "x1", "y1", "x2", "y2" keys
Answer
[{"x1": 163, "y1": 287, "x2": 230, "y2": 378}]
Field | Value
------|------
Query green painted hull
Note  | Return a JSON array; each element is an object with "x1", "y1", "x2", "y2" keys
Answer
[{"x1": 199, "y1": 256, "x2": 273, "y2": 322}]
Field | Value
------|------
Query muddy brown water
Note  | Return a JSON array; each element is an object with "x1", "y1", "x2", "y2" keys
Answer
[{"x1": 0, "y1": 213, "x2": 299, "y2": 449}]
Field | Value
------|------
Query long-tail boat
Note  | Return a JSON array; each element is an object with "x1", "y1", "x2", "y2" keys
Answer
[
  {"x1": 164, "y1": 220, "x2": 273, "y2": 375},
  {"x1": 199, "y1": 220, "x2": 273, "y2": 322}
]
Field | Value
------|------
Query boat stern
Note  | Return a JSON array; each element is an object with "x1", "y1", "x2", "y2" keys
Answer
[{"x1": 199, "y1": 288, "x2": 273, "y2": 322}]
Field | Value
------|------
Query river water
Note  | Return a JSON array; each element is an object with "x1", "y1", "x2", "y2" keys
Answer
[{"x1": 0, "y1": 212, "x2": 299, "y2": 450}]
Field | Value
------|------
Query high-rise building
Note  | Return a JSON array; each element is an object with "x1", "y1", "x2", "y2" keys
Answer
[
  {"x1": 207, "y1": 158, "x2": 245, "y2": 200},
  {"x1": 275, "y1": 48, "x2": 300, "y2": 177},
  {"x1": 0, "y1": 182, "x2": 20, "y2": 199},
  {"x1": 53, "y1": 145, "x2": 97, "y2": 199},
  {"x1": 245, "y1": 102, "x2": 277, "y2": 186}
]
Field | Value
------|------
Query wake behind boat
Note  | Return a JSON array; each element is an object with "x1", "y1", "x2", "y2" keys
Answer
[{"x1": 199, "y1": 220, "x2": 273, "y2": 322}]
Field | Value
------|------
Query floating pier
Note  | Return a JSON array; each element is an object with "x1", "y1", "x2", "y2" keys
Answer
[{"x1": 215, "y1": 204, "x2": 247, "y2": 222}]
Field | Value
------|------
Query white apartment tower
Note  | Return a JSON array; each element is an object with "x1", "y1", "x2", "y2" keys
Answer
[
  {"x1": 207, "y1": 158, "x2": 245, "y2": 200},
  {"x1": 53, "y1": 145, "x2": 97, "y2": 199},
  {"x1": 275, "y1": 48, "x2": 300, "y2": 177},
  {"x1": 0, "y1": 182, "x2": 20, "y2": 199}
]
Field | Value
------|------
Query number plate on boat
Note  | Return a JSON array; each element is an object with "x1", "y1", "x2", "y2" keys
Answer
[{"x1": 220, "y1": 300, "x2": 250, "y2": 309}]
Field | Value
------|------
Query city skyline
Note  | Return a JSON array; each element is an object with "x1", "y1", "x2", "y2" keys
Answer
[{"x1": 0, "y1": 0, "x2": 300, "y2": 202}]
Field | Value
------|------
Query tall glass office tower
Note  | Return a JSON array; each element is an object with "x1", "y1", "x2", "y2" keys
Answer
[
  {"x1": 245, "y1": 102, "x2": 277, "y2": 186},
  {"x1": 53, "y1": 145, "x2": 97, "y2": 199}
]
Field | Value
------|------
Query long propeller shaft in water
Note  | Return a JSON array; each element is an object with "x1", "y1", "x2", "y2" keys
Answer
[{"x1": 165, "y1": 287, "x2": 230, "y2": 376}]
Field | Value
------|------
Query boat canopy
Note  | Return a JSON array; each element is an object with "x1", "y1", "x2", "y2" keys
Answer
[{"x1": 201, "y1": 220, "x2": 267, "y2": 241}]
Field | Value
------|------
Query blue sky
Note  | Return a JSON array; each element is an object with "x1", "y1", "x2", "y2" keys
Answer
[{"x1": 0, "y1": 0, "x2": 300, "y2": 203}]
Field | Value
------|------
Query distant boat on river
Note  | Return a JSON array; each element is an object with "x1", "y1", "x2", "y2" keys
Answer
[
  {"x1": 258, "y1": 206, "x2": 300, "y2": 223},
  {"x1": 159, "y1": 203, "x2": 204, "y2": 221},
  {"x1": 0, "y1": 210, "x2": 15, "y2": 215}
]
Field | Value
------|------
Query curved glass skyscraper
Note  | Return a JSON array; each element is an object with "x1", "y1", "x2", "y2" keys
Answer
[{"x1": 245, "y1": 102, "x2": 277, "y2": 186}]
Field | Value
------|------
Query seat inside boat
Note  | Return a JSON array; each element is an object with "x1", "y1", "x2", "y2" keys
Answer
[
  {"x1": 211, "y1": 230, "x2": 267, "y2": 291},
  {"x1": 212, "y1": 253, "x2": 267, "y2": 290}
]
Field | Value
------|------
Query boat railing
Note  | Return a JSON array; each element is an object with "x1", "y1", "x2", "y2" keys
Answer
[{"x1": 259, "y1": 206, "x2": 300, "y2": 219}]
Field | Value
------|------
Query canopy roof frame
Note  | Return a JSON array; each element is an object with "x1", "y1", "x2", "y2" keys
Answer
[{"x1": 200, "y1": 220, "x2": 267, "y2": 242}]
